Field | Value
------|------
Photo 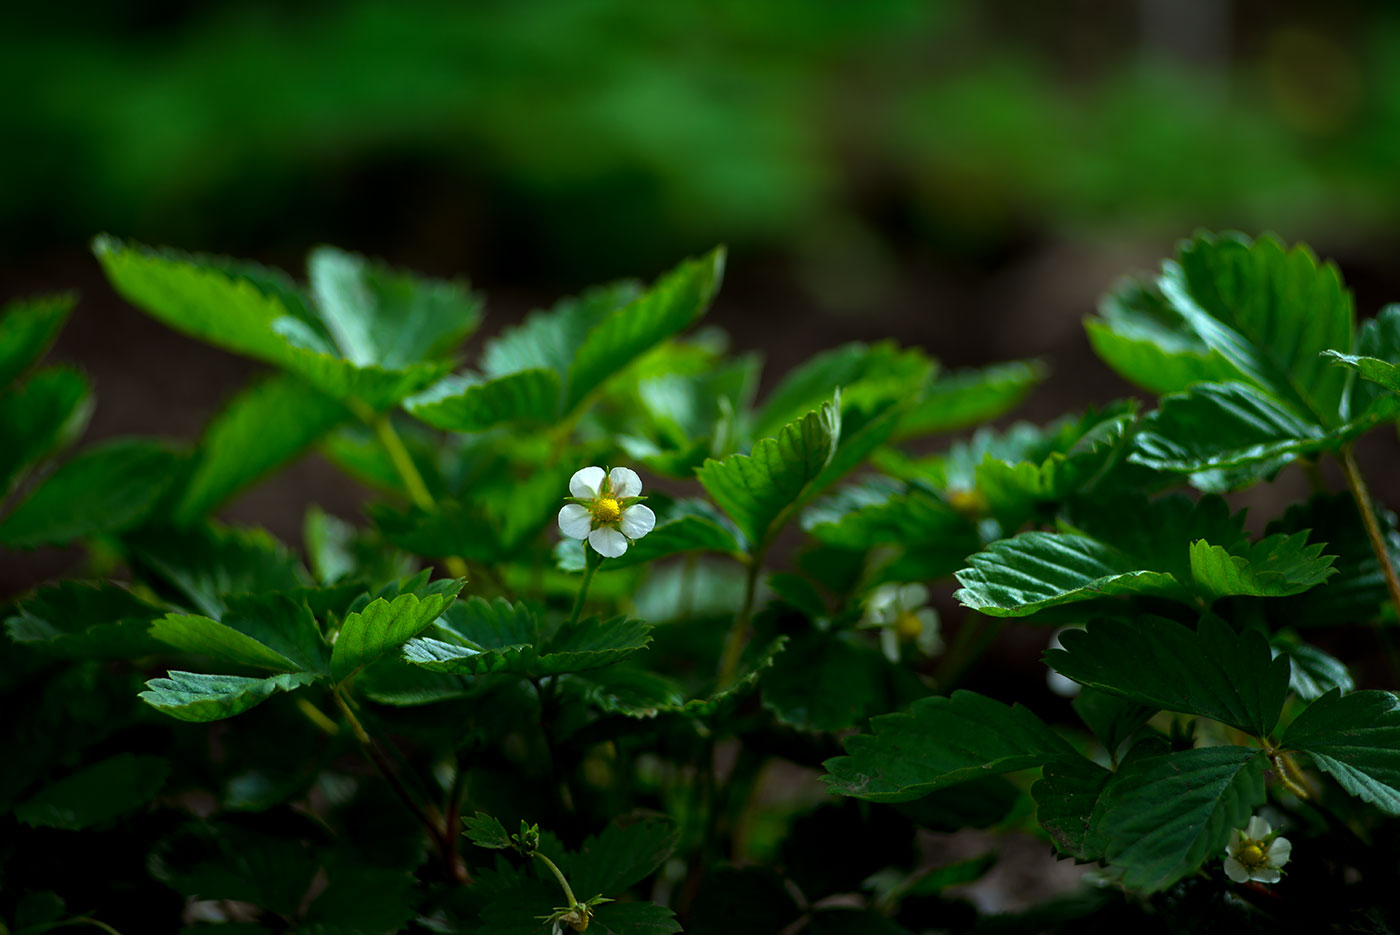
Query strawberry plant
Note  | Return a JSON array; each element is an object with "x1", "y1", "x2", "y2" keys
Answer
[{"x1": 1, "y1": 230, "x2": 1398, "y2": 933}]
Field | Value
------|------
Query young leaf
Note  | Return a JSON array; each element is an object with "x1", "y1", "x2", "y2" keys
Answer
[
  {"x1": 149, "y1": 613, "x2": 305, "y2": 671},
  {"x1": 0, "y1": 293, "x2": 73, "y2": 386},
  {"x1": 331, "y1": 582, "x2": 464, "y2": 683},
  {"x1": 176, "y1": 373, "x2": 349, "y2": 521},
  {"x1": 1323, "y1": 305, "x2": 1400, "y2": 395},
  {"x1": 463, "y1": 811, "x2": 513, "y2": 850},
  {"x1": 698, "y1": 398, "x2": 840, "y2": 545},
  {"x1": 140, "y1": 670, "x2": 319, "y2": 722},
  {"x1": 307, "y1": 245, "x2": 482, "y2": 369},
  {"x1": 1098, "y1": 745, "x2": 1267, "y2": 892},
  {"x1": 0, "y1": 366, "x2": 91, "y2": 492},
  {"x1": 564, "y1": 247, "x2": 725, "y2": 411},
  {"x1": 1044, "y1": 615, "x2": 1290, "y2": 737},
  {"x1": 404, "y1": 368, "x2": 561, "y2": 432},
  {"x1": 823, "y1": 690, "x2": 1077, "y2": 802},
  {"x1": 1281, "y1": 688, "x2": 1400, "y2": 815},
  {"x1": 15, "y1": 753, "x2": 171, "y2": 830},
  {"x1": 0, "y1": 440, "x2": 180, "y2": 548}
]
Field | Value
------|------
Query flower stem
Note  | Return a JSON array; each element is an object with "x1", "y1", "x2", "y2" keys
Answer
[
  {"x1": 534, "y1": 852, "x2": 579, "y2": 908},
  {"x1": 717, "y1": 550, "x2": 763, "y2": 685},
  {"x1": 355, "y1": 402, "x2": 470, "y2": 581},
  {"x1": 568, "y1": 548, "x2": 603, "y2": 628},
  {"x1": 1338, "y1": 445, "x2": 1400, "y2": 680}
]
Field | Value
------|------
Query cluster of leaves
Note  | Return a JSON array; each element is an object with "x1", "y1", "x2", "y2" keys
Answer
[{"x1": 2, "y1": 231, "x2": 1399, "y2": 934}]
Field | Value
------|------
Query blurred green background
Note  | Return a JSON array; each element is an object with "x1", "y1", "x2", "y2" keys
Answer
[{"x1": 3, "y1": 0, "x2": 1399, "y2": 588}]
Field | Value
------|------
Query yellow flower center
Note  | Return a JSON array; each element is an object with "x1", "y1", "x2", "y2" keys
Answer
[
  {"x1": 1238, "y1": 842, "x2": 1266, "y2": 868},
  {"x1": 949, "y1": 488, "x2": 989, "y2": 519},
  {"x1": 594, "y1": 497, "x2": 622, "y2": 524},
  {"x1": 895, "y1": 610, "x2": 924, "y2": 641}
]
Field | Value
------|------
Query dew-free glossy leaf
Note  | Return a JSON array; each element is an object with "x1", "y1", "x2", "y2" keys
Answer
[
  {"x1": 752, "y1": 340, "x2": 928, "y2": 441},
  {"x1": 823, "y1": 690, "x2": 1076, "y2": 802},
  {"x1": 0, "y1": 293, "x2": 73, "y2": 386},
  {"x1": 1281, "y1": 688, "x2": 1400, "y2": 815},
  {"x1": 140, "y1": 670, "x2": 319, "y2": 722},
  {"x1": 1031, "y1": 756, "x2": 1112, "y2": 861},
  {"x1": 150, "y1": 613, "x2": 303, "y2": 671},
  {"x1": 15, "y1": 753, "x2": 170, "y2": 829},
  {"x1": 331, "y1": 583, "x2": 464, "y2": 682},
  {"x1": 0, "y1": 366, "x2": 91, "y2": 491},
  {"x1": 1188, "y1": 533, "x2": 1336, "y2": 600},
  {"x1": 404, "y1": 368, "x2": 561, "y2": 431},
  {"x1": 482, "y1": 280, "x2": 641, "y2": 378},
  {"x1": 893, "y1": 359, "x2": 1044, "y2": 439},
  {"x1": 404, "y1": 613, "x2": 651, "y2": 678},
  {"x1": 1099, "y1": 745, "x2": 1266, "y2": 892},
  {"x1": 602, "y1": 501, "x2": 744, "y2": 570},
  {"x1": 0, "y1": 440, "x2": 179, "y2": 548},
  {"x1": 1274, "y1": 636, "x2": 1354, "y2": 701}
]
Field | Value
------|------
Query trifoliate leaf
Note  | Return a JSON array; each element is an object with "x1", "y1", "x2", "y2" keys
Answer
[
  {"x1": 140, "y1": 670, "x2": 319, "y2": 722},
  {"x1": 176, "y1": 373, "x2": 349, "y2": 521},
  {"x1": 1188, "y1": 532, "x2": 1336, "y2": 601},
  {"x1": 698, "y1": 398, "x2": 840, "y2": 545},
  {"x1": 15, "y1": 753, "x2": 171, "y2": 829},
  {"x1": 1281, "y1": 688, "x2": 1400, "y2": 815},
  {"x1": 126, "y1": 522, "x2": 311, "y2": 618},
  {"x1": 330, "y1": 583, "x2": 464, "y2": 682},
  {"x1": 4, "y1": 580, "x2": 165, "y2": 659},
  {"x1": 892, "y1": 359, "x2": 1044, "y2": 440},
  {"x1": 403, "y1": 611, "x2": 651, "y2": 678},
  {"x1": 94, "y1": 237, "x2": 448, "y2": 408},
  {"x1": 1032, "y1": 755, "x2": 1112, "y2": 862},
  {"x1": 564, "y1": 247, "x2": 725, "y2": 411},
  {"x1": 0, "y1": 366, "x2": 91, "y2": 492},
  {"x1": 1273, "y1": 635, "x2": 1354, "y2": 702},
  {"x1": 1098, "y1": 745, "x2": 1267, "y2": 892},
  {"x1": 0, "y1": 293, "x2": 73, "y2": 386},
  {"x1": 1045, "y1": 615, "x2": 1290, "y2": 737},
  {"x1": 403, "y1": 368, "x2": 561, "y2": 432},
  {"x1": 564, "y1": 818, "x2": 678, "y2": 896},
  {"x1": 0, "y1": 439, "x2": 180, "y2": 548},
  {"x1": 307, "y1": 245, "x2": 482, "y2": 369},
  {"x1": 823, "y1": 690, "x2": 1077, "y2": 802},
  {"x1": 463, "y1": 812, "x2": 513, "y2": 850}
]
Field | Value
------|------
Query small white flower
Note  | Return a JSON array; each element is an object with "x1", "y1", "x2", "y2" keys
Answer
[
  {"x1": 861, "y1": 583, "x2": 942, "y2": 662},
  {"x1": 557, "y1": 466, "x2": 656, "y2": 558},
  {"x1": 1223, "y1": 815, "x2": 1291, "y2": 885}
]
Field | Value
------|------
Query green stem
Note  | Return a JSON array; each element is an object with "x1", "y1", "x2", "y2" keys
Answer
[
  {"x1": 568, "y1": 548, "x2": 603, "y2": 628},
  {"x1": 355, "y1": 402, "x2": 470, "y2": 581},
  {"x1": 1338, "y1": 445, "x2": 1400, "y2": 681},
  {"x1": 717, "y1": 551, "x2": 763, "y2": 684},
  {"x1": 534, "y1": 852, "x2": 579, "y2": 908}
]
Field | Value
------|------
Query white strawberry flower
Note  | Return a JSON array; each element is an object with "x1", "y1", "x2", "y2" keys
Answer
[
  {"x1": 557, "y1": 466, "x2": 656, "y2": 558},
  {"x1": 1223, "y1": 815, "x2": 1291, "y2": 884},
  {"x1": 861, "y1": 582, "x2": 942, "y2": 662}
]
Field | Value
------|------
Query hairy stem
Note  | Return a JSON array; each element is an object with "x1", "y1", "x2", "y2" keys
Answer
[
  {"x1": 567, "y1": 548, "x2": 603, "y2": 628},
  {"x1": 534, "y1": 852, "x2": 579, "y2": 908},
  {"x1": 717, "y1": 551, "x2": 763, "y2": 684},
  {"x1": 1339, "y1": 445, "x2": 1400, "y2": 680}
]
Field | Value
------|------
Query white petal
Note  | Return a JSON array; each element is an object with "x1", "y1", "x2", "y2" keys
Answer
[
  {"x1": 619, "y1": 503, "x2": 656, "y2": 539},
  {"x1": 558, "y1": 504, "x2": 593, "y2": 539},
  {"x1": 570, "y1": 466, "x2": 605, "y2": 498},
  {"x1": 1226, "y1": 829, "x2": 1242, "y2": 855},
  {"x1": 879, "y1": 627, "x2": 900, "y2": 664},
  {"x1": 589, "y1": 527, "x2": 629, "y2": 558},
  {"x1": 1046, "y1": 670, "x2": 1081, "y2": 698},
  {"x1": 609, "y1": 466, "x2": 642, "y2": 498},
  {"x1": 898, "y1": 583, "x2": 929, "y2": 611},
  {"x1": 1246, "y1": 816, "x2": 1271, "y2": 840},
  {"x1": 867, "y1": 583, "x2": 901, "y2": 619},
  {"x1": 1223, "y1": 857, "x2": 1250, "y2": 883},
  {"x1": 1252, "y1": 868, "x2": 1281, "y2": 884},
  {"x1": 1266, "y1": 837, "x2": 1291, "y2": 867}
]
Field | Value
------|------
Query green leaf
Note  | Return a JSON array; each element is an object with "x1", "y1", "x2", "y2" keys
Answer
[
  {"x1": 564, "y1": 247, "x2": 725, "y2": 411},
  {"x1": 126, "y1": 522, "x2": 311, "y2": 618},
  {"x1": 823, "y1": 690, "x2": 1076, "y2": 802},
  {"x1": 1032, "y1": 756, "x2": 1112, "y2": 861},
  {"x1": 752, "y1": 340, "x2": 929, "y2": 440},
  {"x1": 1281, "y1": 688, "x2": 1400, "y2": 815},
  {"x1": 404, "y1": 609, "x2": 651, "y2": 678},
  {"x1": 565, "y1": 818, "x2": 678, "y2": 896},
  {"x1": 0, "y1": 439, "x2": 180, "y2": 548},
  {"x1": 404, "y1": 368, "x2": 561, "y2": 431},
  {"x1": 575, "y1": 636, "x2": 786, "y2": 719},
  {"x1": 1045, "y1": 615, "x2": 1290, "y2": 737},
  {"x1": 220, "y1": 593, "x2": 331, "y2": 674},
  {"x1": 698, "y1": 398, "x2": 840, "y2": 545},
  {"x1": 15, "y1": 753, "x2": 171, "y2": 829},
  {"x1": 463, "y1": 811, "x2": 513, "y2": 850},
  {"x1": 0, "y1": 293, "x2": 73, "y2": 386},
  {"x1": 94, "y1": 237, "x2": 447, "y2": 408},
  {"x1": 482, "y1": 280, "x2": 641, "y2": 378},
  {"x1": 176, "y1": 373, "x2": 349, "y2": 521},
  {"x1": 150, "y1": 613, "x2": 304, "y2": 671},
  {"x1": 140, "y1": 670, "x2": 319, "y2": 722},
  {"x1": 601, "y1": 500, "x2": 744, "y2": 570},
  {"x1": 1130, "y1": 381, "x2": 1329, "y2": 478},
  {"x1": 762, "y1": 632, "x2": 900, "y2": 732},
  {"x1": 331, "y1": 582, "x2": 464, "y2": 682},
  {"x1": 1099, "y1": 745, "x2": 1267, "y2": 892},
  {"x1": 1274, "y1": 635, "x2": 1354, "y2": 702},
  {"x1": 892, "y1": 359, "x2": 1045, "y2": 440},
  {"x1": 307, "y1": 246, "x2": 481, "y2": 369},
  {"x1": 1071, "y1": 688, "x2": 1155, "y2": 758},
  {"x1": 300, "y1": 853, "x2": 418, "y2": 934},
  {"x1": 1188, "y1": 533, "x2": 1336, "y2": 600},
  {"x1": 1332, "y1": 304, "x2": 1400, "y2": 418},
  {"x1": 1324, "y1": 315, "x2": 1400, "y2": 395},
  {"x1": 4, "y1": 580, "x2": 165, "y2": 659},
  {"x1": 0, "y1": 366, "x2": 91, "y2": 491}
]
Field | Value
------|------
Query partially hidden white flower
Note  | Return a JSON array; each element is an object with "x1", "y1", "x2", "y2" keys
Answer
[
  {"x1": 1223, "y1": 815, "x2": 1291, "y2": 884},
  {"x1": 861, "y1": 582, "x2": 942, "y2": 662},
  {"x1": 557, "y1": 466, "x2": 656, "y2": 558}
]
